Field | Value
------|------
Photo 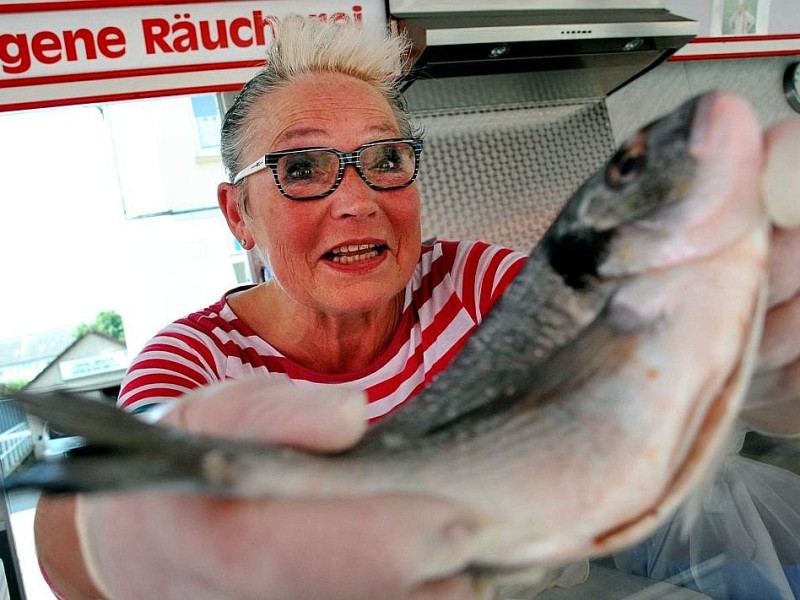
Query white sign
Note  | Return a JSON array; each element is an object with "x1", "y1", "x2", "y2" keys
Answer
[
  {"x1": 0, "y1": 1, "x2": 387, "y2": 112},
  {"x1": 58, "y1": 350, "x2": 130, "y2": 381}
]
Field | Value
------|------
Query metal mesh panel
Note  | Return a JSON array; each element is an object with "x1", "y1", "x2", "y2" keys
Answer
[
  {"x1": 403, "y1": 71, "x2": 608, "y2": 114},
  {"x1": 413, "y1": 101, "x2": 616, "y2": 252}
]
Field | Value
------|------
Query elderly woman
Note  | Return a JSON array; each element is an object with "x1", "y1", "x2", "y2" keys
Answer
[
  {"x1": 36, "y1": 16, "x2": 527, "y2": 600},
  {"x1": 32, "y1": 14, "x2": 800, "y2": 600},
  {"x1": 119, "y1": 17, "x2": 524, "y2": 420}
]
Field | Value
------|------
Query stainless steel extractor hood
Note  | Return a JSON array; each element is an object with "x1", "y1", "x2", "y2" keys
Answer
[{"x1": 390, "y1": 0, "x2": 698, "y2": 96}]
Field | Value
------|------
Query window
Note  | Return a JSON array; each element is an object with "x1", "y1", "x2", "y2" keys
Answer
[
  {"x1": 190, "y1": 94, "x2": 222, "y2": 156},
  {"x1": 105, "y1": 94, "x2": 227, "y2": 218}
]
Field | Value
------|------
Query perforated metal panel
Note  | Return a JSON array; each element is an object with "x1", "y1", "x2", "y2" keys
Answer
[{"x1": 412, "y1": 100, "x2": 616, "y2": 252}]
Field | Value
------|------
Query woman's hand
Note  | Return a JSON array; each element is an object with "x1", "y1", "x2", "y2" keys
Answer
[
  {"x1": 39, "y1": 377, "x2": 486, "y2": 600},
  {"x1": 741, "y1": 117, "x2": 800, "y2": 435}
]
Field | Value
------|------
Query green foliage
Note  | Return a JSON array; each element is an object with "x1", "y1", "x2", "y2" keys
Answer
[
  {"x1": 95, "y1": 311, "x2": 126, "y2": 342},
  {"x1": 74, "y1": 310, "x2": 126, "y2": 343},
  {"x1": 2, "y1": 379, "x2": 29, "y2": 390}
]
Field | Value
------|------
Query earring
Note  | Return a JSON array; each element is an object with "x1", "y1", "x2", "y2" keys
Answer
[{"x1": 240, "y1": 238, "x2": 249, "y2": 249}]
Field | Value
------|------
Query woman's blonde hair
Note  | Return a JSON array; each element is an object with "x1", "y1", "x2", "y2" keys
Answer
[{"x1": 220, "y1": 15, "x2": 418, "y2": 184}]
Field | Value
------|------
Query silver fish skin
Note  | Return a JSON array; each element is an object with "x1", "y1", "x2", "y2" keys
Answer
[{"x1": 1, "y1": 91, "x2": 768, "y2": 570}]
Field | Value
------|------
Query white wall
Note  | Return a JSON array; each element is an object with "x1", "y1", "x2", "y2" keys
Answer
[
  {"x1": 666, "y1": 0, "x2": 800, "y2": 35},
  {"x1": 0, "y1": 97, "x2": 248, "y2": 364},
  {"x1": 606, "y1": 55, "x2": 800, "y2": 145}
]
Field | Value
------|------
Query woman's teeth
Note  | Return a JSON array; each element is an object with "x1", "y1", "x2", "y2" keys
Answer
[{"x1": 329, "y1": 244, "x2": 381, "y2": 264}]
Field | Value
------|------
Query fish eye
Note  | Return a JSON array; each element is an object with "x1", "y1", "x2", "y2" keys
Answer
[{"x1": 606, "y1": 132, "x2": 648, "y2": 189}]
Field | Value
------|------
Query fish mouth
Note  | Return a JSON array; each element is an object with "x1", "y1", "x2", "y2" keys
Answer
[{"x1": 323, "y1": 243, "x2": 388, "y2": 265}]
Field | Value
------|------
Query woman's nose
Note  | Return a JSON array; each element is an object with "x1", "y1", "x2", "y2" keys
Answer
[{"x1": 329, "y1": 164, "x2": 379, "y2": 219}]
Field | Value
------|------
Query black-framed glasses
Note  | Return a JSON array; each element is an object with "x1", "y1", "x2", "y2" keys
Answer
[{"x1": 232, "y1": 138, "x2": 424, "y2": 200}]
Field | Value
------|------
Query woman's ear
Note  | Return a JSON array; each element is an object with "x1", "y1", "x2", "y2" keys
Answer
[{"x1": 218, "y1": 182, "x2": 248, "y2": 243}]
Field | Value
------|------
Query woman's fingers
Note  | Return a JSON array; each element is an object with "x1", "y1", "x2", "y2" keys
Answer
[
  {"x1": 762, "y1": 117, "x2": 800, "y2": 230},
  {"x1": 745, "y1": 117, "x2": 800, "y2": 430},
  {"x1": 742, "y1": 357, "x2": 800, "y2": 436},
  {"x1": 73, "y1": 376, "x2": 493, "y2": 600},
  {"x1": 765, "y1": 225, "x2": 800, "y2": 308},
  {"x1": 159, "y1": 376, "x2": 367, "y2": 451},
  {"x1": 75, "y1": 493, "x2": 488, "y2": 600},
  {"x1": 758, "y1": 283, "x2": 800, "y2": 371}
]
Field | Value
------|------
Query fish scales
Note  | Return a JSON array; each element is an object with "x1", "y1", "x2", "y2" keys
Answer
[
  {"x1": 1, "y1": 91, "x2": 770, "y2": 572},
  {"x1": 357, "y1": 97, "x2": 705, "y2": 445}
]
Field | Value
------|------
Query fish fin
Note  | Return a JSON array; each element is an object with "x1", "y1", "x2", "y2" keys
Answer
[
  {"x1": 0, "y1": 387, "x2": 236, "y2": 495},
  {"x1": 2, "y1": 451, "x2": 207, "y2": 495},
  {"x1": 363, "y1": 255, "x2": 618, "y2": 445},
  {"x1": 1, "y1": 386, "x2": 174, "y2": 450},
  {"x1": 521, "y1": 303, "x2": 639, "y2": 396},
  {"x1": 437, "y1": 315, "x2": 627, "y2": 434},
  {"x1": 363, "y1": 304, "x2": 629, "y2": 449}
]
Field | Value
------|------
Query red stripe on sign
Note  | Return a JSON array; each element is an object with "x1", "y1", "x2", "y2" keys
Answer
[
  {"x1": 0, "y1": 60, "x2": 265, "y2": 88},
  {"x1": 0, "y1": 84, "x2": 244, "y2": 112},
  {"x1": 0, "y1": 0, "x2": 231, "y2": 14},
  {"x1": 691, "y1": 34, "x2": 800, "y2": 43},
  {"x1": 671, "y1": 49, "x2": 800, "y2": 61}
]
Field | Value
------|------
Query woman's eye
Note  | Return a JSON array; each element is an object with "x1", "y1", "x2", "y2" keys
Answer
[
  {"x1": 367, "y1": 148, "x2": 403, "y2": 172},
  {"x1": 284, "y1": 159, "x2": 317, "y2": 181},
  {"x1": 287, "y1": 166, "x2": 313, "y2": 180}
]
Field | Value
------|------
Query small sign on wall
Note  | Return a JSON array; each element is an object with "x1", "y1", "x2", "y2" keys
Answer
[
  {"x1": 59, "y1": 350, "x2": 129, "y2": 381},
  {"x1": 0, "y1": 1, "x2": 386, "y2": 112},
  {"x1": 668, "y1": 0, "x2": 800, "y2": 60},
  {"x1": 712, "y1": 0, "x2": 770, "y2": 36}
]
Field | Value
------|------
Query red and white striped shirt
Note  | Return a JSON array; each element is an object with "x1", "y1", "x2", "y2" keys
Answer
[{"x1": 118, "y1": 240, "x2": 526, "y2": 420}]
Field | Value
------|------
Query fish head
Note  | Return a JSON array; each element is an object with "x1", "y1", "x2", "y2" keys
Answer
[
  {"x1": 546, "y1": 91, "x2": 765, "y2": 286},
  {"x1": 458, "y1": 91, "x2": 771, "y2": 571},
  {"x1": 585, "y1": 94, "x2": 700, "y2": 228},
  {"x1": 526, "y1": 92, "x2": 770, "y2": 560}
]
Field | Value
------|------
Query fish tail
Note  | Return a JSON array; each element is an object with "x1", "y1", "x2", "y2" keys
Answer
[{"x1": 0, "y1": 387, "x2": 216, "y2": 494}]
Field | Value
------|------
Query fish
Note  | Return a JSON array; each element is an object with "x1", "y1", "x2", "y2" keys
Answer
[{"x1": 0, "y1": 90, "x2": 770, "y2": 575}]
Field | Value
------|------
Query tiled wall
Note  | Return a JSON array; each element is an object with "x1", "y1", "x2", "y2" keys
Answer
[
  {"x1": 411, "y1": 100, "x2": 615, "y2": 251},
  {"x1": 224, "y1": 55, "x2": 800, "y2": 256},
  {"x1": 404, "y1": 55, "x2": 799, "y2": 252},
  {"x1": 405, "y1": 74, "x2": 616, "y2": 251}
]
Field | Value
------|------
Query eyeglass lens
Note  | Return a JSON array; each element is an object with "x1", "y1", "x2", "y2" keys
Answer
[{"x1": 276, "y1": 141, "x2": 417, "y2": 199}]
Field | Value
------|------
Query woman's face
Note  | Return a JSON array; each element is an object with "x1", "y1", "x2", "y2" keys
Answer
[{"x1": 222, "y1": 73, "x2": 422, "y2": 317}]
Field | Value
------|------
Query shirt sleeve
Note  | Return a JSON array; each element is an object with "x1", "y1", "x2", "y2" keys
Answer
[
  {"x1": 437, "y1": 240, "x2": 527, "y2": 324},
  {"x1": 117, "y1": 318, "x2": 224, "y2": 413}
]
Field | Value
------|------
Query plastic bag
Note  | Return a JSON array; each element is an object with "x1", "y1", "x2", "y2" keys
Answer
[{"x1": 613, "y1": 426, "x2": 800, "y2": 599}]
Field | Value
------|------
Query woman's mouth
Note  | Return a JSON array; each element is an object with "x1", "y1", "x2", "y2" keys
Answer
[{"x1": 325, "y1": 243, "x2": 387, "y2": 265}]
